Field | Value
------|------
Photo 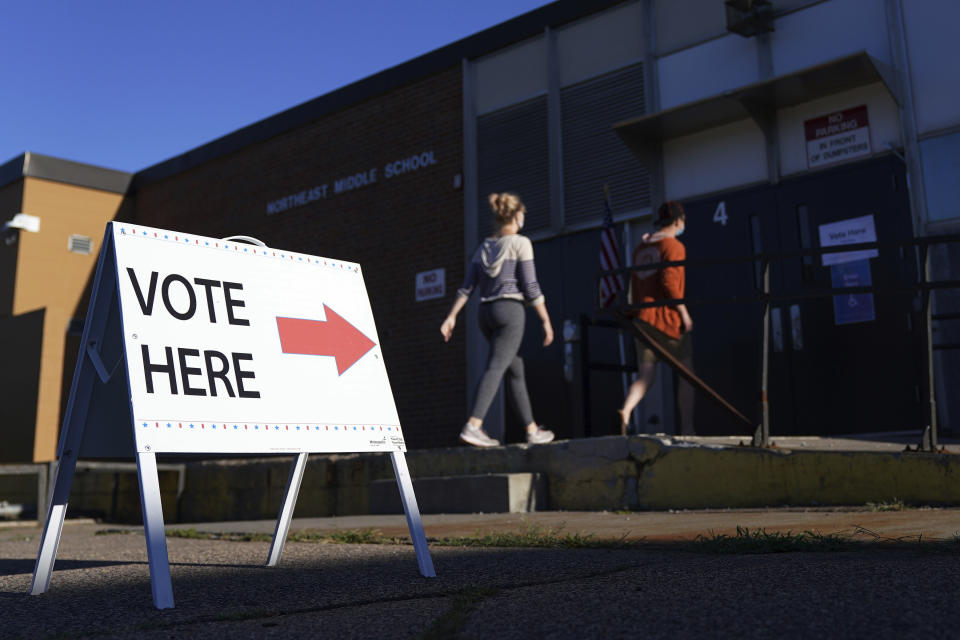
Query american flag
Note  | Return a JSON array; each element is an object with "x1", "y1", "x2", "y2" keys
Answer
[{"x1": 598, "y1": 188, "x2": 624, "y2": 308}]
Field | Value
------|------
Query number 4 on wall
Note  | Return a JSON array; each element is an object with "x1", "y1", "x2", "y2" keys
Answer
[{"x1": 713, "y1": 201, "x2": 728, "y2": 226}]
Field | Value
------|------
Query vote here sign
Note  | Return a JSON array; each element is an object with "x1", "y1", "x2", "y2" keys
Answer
[{"x1": 111, "y1": 224, "x2": 404, "y2": 455}]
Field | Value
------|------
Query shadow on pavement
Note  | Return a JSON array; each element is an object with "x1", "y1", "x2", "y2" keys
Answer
[{"x1": 0, "y1": 557, "x2": 144, "y2": 575}]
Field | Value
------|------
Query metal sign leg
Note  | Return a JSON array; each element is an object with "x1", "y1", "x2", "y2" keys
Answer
[
  {"x1": 29, "y1": 454, "x2": 77, "y2": 595},
  {"x1": 137, "y1": 451, "x2": 174, "y2": 609},
  {"x1": 389, "y1": 451, "x2": 435, "y2": 578},
  {"x1": 267, "y1": 453, "x2": 308, "y2": 567}
]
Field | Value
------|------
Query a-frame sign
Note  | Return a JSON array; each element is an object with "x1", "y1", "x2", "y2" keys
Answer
[{"x1": 30, "y1": 223, "x2": 434, "y2": 609}]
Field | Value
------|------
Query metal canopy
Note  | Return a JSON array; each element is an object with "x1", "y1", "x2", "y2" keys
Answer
[{"x1": 613, "y1": 51, "x2": 900, "y2": 160}]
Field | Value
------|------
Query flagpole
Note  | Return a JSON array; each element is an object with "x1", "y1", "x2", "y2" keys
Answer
[{"x1": 621, "y1": 222, "x2": 637, "y2": 435}]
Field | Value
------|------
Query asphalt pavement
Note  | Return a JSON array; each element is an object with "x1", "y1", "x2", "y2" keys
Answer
[{"x1": 2, "y1": 509, "x2": 960, "y2": 639}]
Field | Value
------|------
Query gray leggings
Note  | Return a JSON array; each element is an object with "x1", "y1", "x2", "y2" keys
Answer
[{"x1": 469, "y1": 299, "x2": 534, "y2": 425}]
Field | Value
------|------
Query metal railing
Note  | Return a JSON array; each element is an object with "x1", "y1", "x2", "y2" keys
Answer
[
  {"x1": 0, "y1": 460, "x2": 187, "y2": 525},
  {"x1": 0, "y1": 464, "x2": 48, "y2": 523},
  {"x1": 596, "y1": 233, "x2": 960, "y2": 450}
]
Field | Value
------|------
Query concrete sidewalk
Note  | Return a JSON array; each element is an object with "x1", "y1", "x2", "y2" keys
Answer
[
  {"x1": 3, "y1": 509, "x2": 960, "y2": 639},
  {"x1": 151, "y1": 507, "x2": 960, "y2": 542},
  {"x1": 6, "y1": 434, "x2": 959, "y2": 526}
]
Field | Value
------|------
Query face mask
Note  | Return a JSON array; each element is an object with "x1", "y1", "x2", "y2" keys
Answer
[
  {"x1": 517, "y1": 213, "x2": 525, "y2": 230},
  {"x1": 675, "y1": 223, "x2": 685, "y2": 237}
]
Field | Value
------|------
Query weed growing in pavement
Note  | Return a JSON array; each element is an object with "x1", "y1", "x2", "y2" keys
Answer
[
  {"x1": 421, "y1": 587, "x2": 501, "y2": 640},
  {"x1": 94, "y1": 528, "x2": 136, "y2": 535},
  {"x1": 865, "y1": 498, "x2": 908, "y2": 512},
  {"x1": 216, "y1": 607, "x2": 272, "y2": 622}
]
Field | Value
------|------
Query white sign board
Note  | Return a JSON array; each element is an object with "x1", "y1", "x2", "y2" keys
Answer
[
  {"x1": 415, "y1": 268, "x2": 445, "y2": 302},
  {"x1": 30, "y1": 222, "x2": 434, "y2": 610},
  {"x1": 805, "y1": 105, "x2": 871, "y2": 169},
  {"x1": 112, "y1": 224, "x2": 404, "y2": 454},
  {"x1": 818, "y1": 214, "x2": 879, "y2": 266}
]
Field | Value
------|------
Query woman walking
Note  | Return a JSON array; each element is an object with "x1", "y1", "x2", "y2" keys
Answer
[
  {"x1": 617, "y1": 200, "x2": 695, "y2": 435},
  {"x1": 441, "y1": 192, "x2": 555, "y2": 447}
]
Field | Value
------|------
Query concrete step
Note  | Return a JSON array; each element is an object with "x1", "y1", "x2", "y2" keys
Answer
[{"x1": 369, "y1": 472, "x2": 546, "y2": 515}]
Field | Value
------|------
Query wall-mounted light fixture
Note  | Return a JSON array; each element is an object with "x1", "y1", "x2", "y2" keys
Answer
[
  {"x1": 725, "y1": 0, "x2": 775, "y2": 38},
  {"x1": 3, "y1": 213, "x2": 41, "y2": 233},
  {"x1": 3, "y1": 212, "x2": 41, "y2": 245}
]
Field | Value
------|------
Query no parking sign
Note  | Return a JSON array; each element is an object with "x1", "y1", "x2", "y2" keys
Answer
[{"x1": 30, "y1": 223, "x2": 434, "y2": 609}]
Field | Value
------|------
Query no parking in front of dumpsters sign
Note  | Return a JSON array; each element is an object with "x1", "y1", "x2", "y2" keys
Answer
[
  {"x1": 805, "y1": 105, "x2": 871, "y2": 169},
  {"x1": 112, "y1": 224, "x2": 405, "y2": 455}
]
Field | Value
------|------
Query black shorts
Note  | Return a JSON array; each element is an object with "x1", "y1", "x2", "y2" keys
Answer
[{"x1": 633, "y1": 320, "x2": 692, "y2": 365}]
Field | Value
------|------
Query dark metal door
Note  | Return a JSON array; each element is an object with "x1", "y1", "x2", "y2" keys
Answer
[
  {"x1": 682, "y1": 186, "x2": 796, "y2": 436},
  {"x1": 774, "y1": 156, "x2": 922, "y2": 434},
  {"x1": 518, "y1": 231, "x2": 625, "y2": 441}
]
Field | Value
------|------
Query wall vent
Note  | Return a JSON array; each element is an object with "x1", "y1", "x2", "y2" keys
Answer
[{"x1": 68, "y1": 234, "x2": 93, "y2": 254}]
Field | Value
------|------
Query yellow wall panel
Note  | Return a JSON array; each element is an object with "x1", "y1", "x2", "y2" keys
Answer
[{"x1": 17, "y1": 178, "x2": 124, "y2": 461}]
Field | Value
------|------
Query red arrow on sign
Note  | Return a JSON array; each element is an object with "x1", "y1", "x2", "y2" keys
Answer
[{"x1": 276, "y1": 305, "x2": 376, "y2": 375}]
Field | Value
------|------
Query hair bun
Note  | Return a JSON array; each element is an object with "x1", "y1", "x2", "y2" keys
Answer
[{"x1": 488, "y1": 191, "x2": 524, "y2": 227}]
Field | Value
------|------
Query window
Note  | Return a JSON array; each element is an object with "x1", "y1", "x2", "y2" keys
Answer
[{"x1": 921, "y1": 131, "x2": 960, "y2": 223}]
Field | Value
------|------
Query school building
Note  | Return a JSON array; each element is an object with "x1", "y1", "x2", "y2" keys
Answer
[{"x1": 1, "y1": 0, "x2": 957, "y2": 462}]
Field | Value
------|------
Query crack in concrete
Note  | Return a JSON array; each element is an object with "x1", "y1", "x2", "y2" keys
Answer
[
  {"x1": 626, "y1": 441, "x2": 670, "y2": 509},
  {"x1": 67, "y1": 558, "x2": 654, "y2": 638}
]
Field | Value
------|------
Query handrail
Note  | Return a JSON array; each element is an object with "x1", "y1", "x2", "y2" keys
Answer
[
  {"x1": 595, "y1": 233, "x2": 960, "y2": 450},
  {"x1": 614, "y1": 280, "x2": 960, "y2": 312},
  {"x1": 600, "y1": 233, "x2": 960, "y2": 277}
]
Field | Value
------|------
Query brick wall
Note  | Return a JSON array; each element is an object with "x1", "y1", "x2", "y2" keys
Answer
[{"x1": 133, "y1": 67, "x2": 466, "y2": 448}]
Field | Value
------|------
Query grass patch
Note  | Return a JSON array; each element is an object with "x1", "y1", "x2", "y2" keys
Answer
[
  {"x1": 692, "y1": 526, "x2": 855, "y2": 554},
  {"x1": 163, "y1": 522, "x2": 960, "y2": 554},
  {"x1": 165, "y1": 523, "x2": 635, "y2": 549},
  {"x1": 852, "y1": 526, "x2": 960, "y2": 552},
  {"x1": 167, "y1": 528, "x2": 274, "y2": 542},
  {"x1": 303, "y1": 529, "x2": 387, "y2": 544},
  {"x1": 692, "y1": 525, "x2": 960, "y2": 554},
  {"x1": 431, "y1": 524, "x2": 635, "y2": 550},
  {"x1": 166, "y1": 527, "x2": 397, "y2": 544},
  {"x1": 421, "y1": 587, "x2": 500, "y2": 640},
  {"x1": 94, "y1": 528, "x2": 136, "y2": 536}
]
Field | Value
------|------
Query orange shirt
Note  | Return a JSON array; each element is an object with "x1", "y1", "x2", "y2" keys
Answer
[{"x1": 630, "y1": 236, "x2": 685, "y2": 339}]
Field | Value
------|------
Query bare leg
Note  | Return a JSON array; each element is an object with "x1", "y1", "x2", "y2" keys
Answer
[
  {"x1": 618, "y1": 362, "x2": 657, "y2": 433},
  {"x1": 678, "y1": 355, "x2": 695, "y2": 436}
]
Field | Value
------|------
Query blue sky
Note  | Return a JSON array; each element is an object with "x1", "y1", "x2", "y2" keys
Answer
[{"x1": 0, "y1": 1, "x2": 548, "y2": 173}]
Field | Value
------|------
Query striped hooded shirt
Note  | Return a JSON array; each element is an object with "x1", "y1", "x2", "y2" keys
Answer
[{"x1": 457, "y1": 234, "x2": 545, "y2": 306}]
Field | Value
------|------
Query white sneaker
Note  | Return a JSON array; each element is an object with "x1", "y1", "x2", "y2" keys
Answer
[
  {"x1": 460, "y1": 423, "x2": 500, "y2": 448},
  {"x1": 526, "y1": 426, "x2": 555, "y2": 444}
]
